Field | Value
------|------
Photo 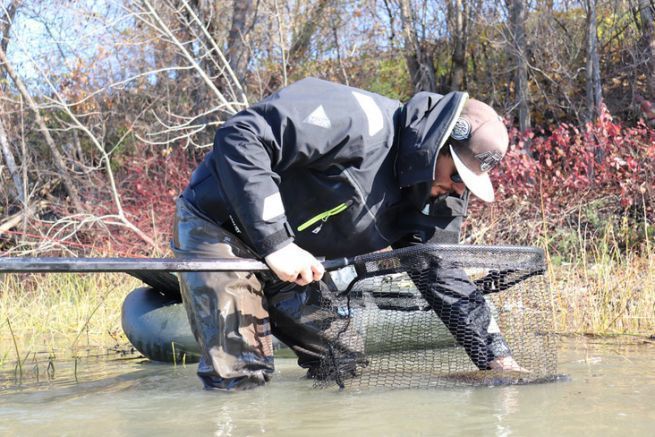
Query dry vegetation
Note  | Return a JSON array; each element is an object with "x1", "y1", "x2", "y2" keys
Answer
[{"x1": 0, "y1": 273, "x2": 140, "y2": 366}]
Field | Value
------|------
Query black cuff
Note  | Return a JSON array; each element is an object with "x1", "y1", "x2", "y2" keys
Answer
[{"x1": 257, "y1": 223, "x2": 295, "y2": 257}]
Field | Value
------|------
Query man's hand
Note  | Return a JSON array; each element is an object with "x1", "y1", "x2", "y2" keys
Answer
[
  {"x1": 264, "y1": 243, "x2": 325, "y2": 286},
  {"x1": 488, "y1": 355, "x2": 530, "y2": 372}
]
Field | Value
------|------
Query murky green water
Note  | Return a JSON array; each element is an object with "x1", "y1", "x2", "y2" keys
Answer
[{"x1": 0, "y1": 339, "x2": 653, "y2": 436}]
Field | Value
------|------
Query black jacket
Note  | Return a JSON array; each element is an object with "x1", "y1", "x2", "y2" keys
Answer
[{"x1": 182, "y1": 78, "x2": 468, "y2": 258}]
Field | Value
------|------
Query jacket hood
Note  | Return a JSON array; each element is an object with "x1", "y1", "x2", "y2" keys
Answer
[{"x1": 396, "y1": 91, "x2": 468, "y2": 189}]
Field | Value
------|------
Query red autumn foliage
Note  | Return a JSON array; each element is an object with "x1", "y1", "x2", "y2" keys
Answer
[
  {"x1": 82, "y1": 147, "x2": 199, "y2": 256},
  {"x1": 468, "y1": 105, "x2": 654, "y2": 249},
  {"x1": 499, "y1": 105, "x2": 653, "y2": 210}
]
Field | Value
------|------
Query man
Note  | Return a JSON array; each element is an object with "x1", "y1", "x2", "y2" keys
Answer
[{"x1": 173, "y1": 77, "x2": 522, "y2": 391}]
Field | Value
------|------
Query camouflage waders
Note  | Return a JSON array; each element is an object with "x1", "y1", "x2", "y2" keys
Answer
[{"x1": 172, "y1": 197, "x2": 363, "y2": 391}]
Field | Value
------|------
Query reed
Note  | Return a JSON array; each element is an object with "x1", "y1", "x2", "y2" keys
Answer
[
  {"x1": 480, "y1": 187, "x2": 655, "y2": 338},
  {"x1": 0, "y1": 272, "x2": 139, "y2": 361},
  {"x1": 560, "y1": 193, "x2": 652, "y2": 335},
  {"x1": 550, "y1": 228, "x2": 655, "y2": 336}
]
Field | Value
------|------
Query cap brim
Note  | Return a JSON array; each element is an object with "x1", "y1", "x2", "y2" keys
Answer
[{"x1": 450, "y1": 144, "x2": 495, "y2": 202}]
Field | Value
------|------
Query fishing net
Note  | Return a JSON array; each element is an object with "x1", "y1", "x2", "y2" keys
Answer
[{"x1": 314, "y1": 244, "x2": 558, "y2": 389}]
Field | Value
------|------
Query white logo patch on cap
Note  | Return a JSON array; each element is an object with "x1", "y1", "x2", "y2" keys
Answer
[
  {"x1": 451, "y1": 117, "x2": 471, "y2": 140},
  {"x1": 475, "y1": 151, "x2": 503, "y2": 172}
]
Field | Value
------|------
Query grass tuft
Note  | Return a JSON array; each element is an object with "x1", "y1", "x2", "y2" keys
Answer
[{"x1": 0, "y1": 272, "x2": 140, "y2": 361}]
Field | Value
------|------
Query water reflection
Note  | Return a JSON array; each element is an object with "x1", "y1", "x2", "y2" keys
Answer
[{"x1": 0, "y1": 339, "x2": 654, "y2": 435}]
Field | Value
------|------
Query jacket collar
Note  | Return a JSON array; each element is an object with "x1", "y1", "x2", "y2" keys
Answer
[{"x1": 395, "y1": 91, "x2": 468, "y2": 188}]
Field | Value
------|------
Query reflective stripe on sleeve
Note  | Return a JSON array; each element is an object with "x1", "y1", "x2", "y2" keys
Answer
[
  {"x1": 352, "y1": 91, "x2": 384, "y2": 136},
  {"x1": 262, "y1": 192, "x2": 285, "y2": 221}
]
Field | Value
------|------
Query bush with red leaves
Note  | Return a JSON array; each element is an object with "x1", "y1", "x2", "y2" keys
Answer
[
  {"x1": 468, "y1": 105, "x2": 654, "y2": 253},
  {"x1": 82, "y1": 147, "x2": 198, "y2": 256}
]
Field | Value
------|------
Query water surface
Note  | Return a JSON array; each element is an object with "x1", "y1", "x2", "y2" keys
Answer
[{"x1": 0, "y1": 339, "x2": 653, "y2": 436}]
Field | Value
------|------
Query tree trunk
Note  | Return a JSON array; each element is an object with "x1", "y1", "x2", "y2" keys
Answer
[
  {"x1": 585, "y1": 0, "x2": 603, "y2": 122},
  {"x1": 0, "y1": 0, "x2": 20, "y2": 54},
  {"x1": 265, "y1": 0, "x2": 329, "y2": 90},
  {"x1": 381, "y1": 0, "x2": 398, "y2": 48},
  {"x1": 0, "y1": 116, "x2": 23, "y2": 202},
  {"x1": 0, "y1": 46, "x2": 83, "y2": 211},
  {"x1": 638, "y1": 0, "x2": 655, "y2": 97},
  {"x1": 288, "y1": 0, "x2": 330, "y2": 68},
  {"x1": 227, "y1": 0, "x2": 254, "y2": 85},
  {"x1": 509, "y1": 0, "x2": 531, "y2": 132},
  {"x1": 0, "y1": 1, "x2": 24, "y2": 201},
  {"x1": 449, "y1": 0, "x2": 467, "y2": 91},
  {"x1": 399, "y1": 0, "x2": 436, "y2": 92}
]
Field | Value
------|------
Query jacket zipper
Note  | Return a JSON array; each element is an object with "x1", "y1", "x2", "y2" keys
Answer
[
  {"x1": 334, "y1": 164, "x2": 393, "y2": 244},
  {"x1": 297, "y1": 202, "x2": 351, "y2": 232}
]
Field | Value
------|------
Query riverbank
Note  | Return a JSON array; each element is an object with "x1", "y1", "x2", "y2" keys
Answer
[{"x1": 551, "y1": 250, "x2": 654, "y2": 336}]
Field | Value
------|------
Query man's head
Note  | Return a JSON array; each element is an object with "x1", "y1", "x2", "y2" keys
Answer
[
  {"x1": 396, "y1": 92, "x2": 509, "y2": 209},
  {"x1": 433, "y1": 98, "x2": 509, "y2": 202}
]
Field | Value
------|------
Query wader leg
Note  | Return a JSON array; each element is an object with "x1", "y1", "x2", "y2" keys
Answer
[
  {"x1": 412, "y1": 264, "x2": 511, "y2": 369},
  {"x1": 172, "y1": 198, "x2": 274, "y2": 390}
]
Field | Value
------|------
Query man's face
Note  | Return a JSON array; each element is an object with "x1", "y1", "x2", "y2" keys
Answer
[{"x1": 430, "y1": 153, "x2": 466, "y2": 198}]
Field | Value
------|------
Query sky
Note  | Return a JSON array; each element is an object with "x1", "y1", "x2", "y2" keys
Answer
[{"x1": 5, "y1": 1, "x2": 132, "y2": 93}]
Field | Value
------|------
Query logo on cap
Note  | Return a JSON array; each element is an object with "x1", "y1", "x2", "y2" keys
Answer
[
  {"x1": 451, "y1": 118, "x2": 471, "y2": 141},
  {"x1": 475, "y1": 151, "x2": 503, "y2": 172}
]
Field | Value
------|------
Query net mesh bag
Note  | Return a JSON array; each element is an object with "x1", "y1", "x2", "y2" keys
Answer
[{"x1": 313, "y1": 244, "x2": 558, "y2": 389}]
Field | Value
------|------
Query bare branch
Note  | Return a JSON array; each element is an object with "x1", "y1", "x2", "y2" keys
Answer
[
  {"x1": 0, "y1": 115, "x2": 22, "y2": 202},
  {"x1": 140, "y1": 0, "x2": 244, "y2": 115},
  {"x1": 180, "y1": 0, "x2": 249, "y2": 106},
  {"x1": 0, "y1": 45, "x2": 83, "y2": 211}
]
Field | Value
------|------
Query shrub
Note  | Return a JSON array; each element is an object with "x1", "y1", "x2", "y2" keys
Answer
[{"x1": 468, "y1": 105, "x2": 654, "y2": 257}]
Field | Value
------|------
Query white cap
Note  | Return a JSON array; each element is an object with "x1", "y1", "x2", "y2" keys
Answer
[{"x1": 447, "y1": 99, "x2": 509, "y2": 202}]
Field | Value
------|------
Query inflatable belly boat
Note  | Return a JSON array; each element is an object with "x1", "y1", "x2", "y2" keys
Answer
[{"x1": 121, "y1": 270, "x2": 465, "y2": 364}]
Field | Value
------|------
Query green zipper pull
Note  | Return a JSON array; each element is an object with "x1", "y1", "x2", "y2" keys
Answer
[{"x1": 297, "y1": 202, "x2": 350, "y2": 232}]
